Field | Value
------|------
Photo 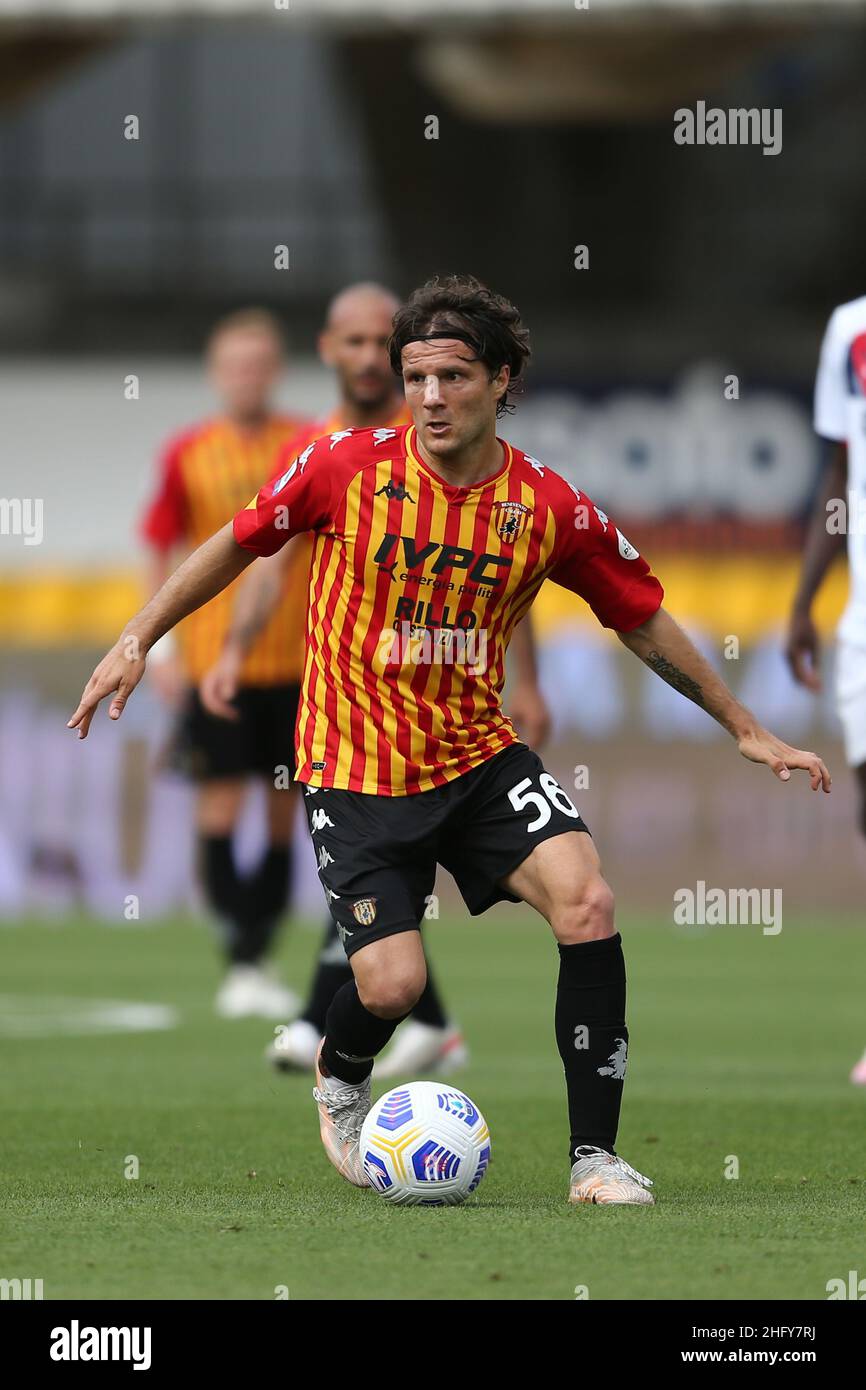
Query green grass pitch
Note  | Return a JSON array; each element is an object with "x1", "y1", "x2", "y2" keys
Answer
[{"x1": 1, "y1": 910, "x2": 864, "y2": 1301}]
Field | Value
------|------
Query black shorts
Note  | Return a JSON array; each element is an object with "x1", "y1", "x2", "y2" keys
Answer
[
  {"x1": 168, "y1": 683, "x2": 301, "y2": 782},
  {"x1": 302, "y1": 742, "x2": 590, "y2": 958}
]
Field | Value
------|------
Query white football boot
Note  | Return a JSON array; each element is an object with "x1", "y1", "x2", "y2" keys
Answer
[
  {"x1": 569, "y1": 1146, "x2": 655, "y2": 1206},
  {"x1": 265, "y1": 1018, "x2": 320, "y2": 1072},
  {"x1": 374, "y1": 1020, "x2": 469, "y2": 1080},
  {"x1": 312, "y1": 1041, "x2": 371, "y2": 1187},
  {"x1": 215, "y1": 965, "x2": 300, "y2": 1020}
]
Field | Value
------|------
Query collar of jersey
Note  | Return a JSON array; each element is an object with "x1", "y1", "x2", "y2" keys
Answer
[{"x1": 405, "y1": 424, "x2": 512, "y2": 494}]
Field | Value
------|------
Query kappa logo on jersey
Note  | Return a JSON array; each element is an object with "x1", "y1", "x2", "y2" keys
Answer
[
  {"x1": 525, "y1": 455, "x2": 545, "y2": 477},
  {"x1": 272, "y1": 459, "x2": 298, "y2": 495},
  {"x1": 491, "y1": 500, "x2": 533, "y2": 544},
  {"x1": 616, "y1": 528, "x2": 639, "y2": 560},
  {"x1": 375, "y1": 479, "x2": 415, "y2": 503},
  {"x1": 329, "y1": 429, "x2": 354, "y2": 449},
  {"x1": 351, "y1": 897, "x2": 378, "y2": 926},
  {"x1": 272, "y1": 442, "x2": 315, "y2": 495},
  {"x1": 372, "y1": 428, "x2": 399, "y2": 446},
  {"x1": 310, "y1": 808, "x2": 335, "y2": 832},
  {"x1": 594, "y1": 506, "x2": 609, "y2": 533}
]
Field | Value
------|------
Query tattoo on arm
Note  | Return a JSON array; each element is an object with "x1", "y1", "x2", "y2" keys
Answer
[{"x1": 644, "y1": 649, "x2": 705, "y2": 706}]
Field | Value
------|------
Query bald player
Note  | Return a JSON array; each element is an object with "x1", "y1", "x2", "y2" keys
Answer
[{"x1": 201, "y1": 283, "x2": 551, "y2": 1074}]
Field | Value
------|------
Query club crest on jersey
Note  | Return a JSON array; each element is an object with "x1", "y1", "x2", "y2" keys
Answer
[
  {"x1": 491, "y1": 500, "x2": 533, "y2": 544},
  {"x1": 351, "y1": 897, "x2": 378, "y2": 926}
]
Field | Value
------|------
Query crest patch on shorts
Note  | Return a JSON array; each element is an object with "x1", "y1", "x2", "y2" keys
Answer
[{"x1": 351, "y1": 897, "x2": 378, "y2": 926}]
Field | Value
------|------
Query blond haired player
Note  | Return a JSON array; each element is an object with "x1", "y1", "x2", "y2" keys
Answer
[{"x1": 141, "y1": 309, "x2": 307, "y2": 1018}]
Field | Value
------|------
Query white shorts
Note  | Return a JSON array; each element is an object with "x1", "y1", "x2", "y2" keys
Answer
[{"x1": 836, "y1": 639, "x2": 866, "y2": 768}]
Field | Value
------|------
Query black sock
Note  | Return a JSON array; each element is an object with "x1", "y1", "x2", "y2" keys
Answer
[
  {"x1": 301, "y1": 917, "x2": 353, "y2": 1033},
  {"x1": 251, "y1": 842, "x2": 293, "y2": 924},
  {"x1": 199, "y1": 835, "x2": 244, "y2": 960},
  {"x1": 321, "y1": 980, "x2": 407, "y2": 1084},
  {"x1": 555, "y1": 932, "x2": 628, "y2": 1166},
  {"x1": 409, "y1": 963, "x2": 449, "y2": 1029},
  {"x1": 230, "y1": 843, "x2": 292, "y2": 966}
]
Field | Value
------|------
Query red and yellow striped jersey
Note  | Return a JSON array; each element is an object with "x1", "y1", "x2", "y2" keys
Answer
[
  {"x1": 140, "y1": 414, "x2": 308, "y2": 684},
  {"x1": 276, "y1": 404, "x2": 410, "y2": 667},
  {"x1": 234, "y1": 423, "x2": 664, "y2": 795}
]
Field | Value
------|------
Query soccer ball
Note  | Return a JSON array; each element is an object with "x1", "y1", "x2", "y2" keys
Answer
[{"x1": 361, "y1": 1082, "x2": 491, "y2": 1206}]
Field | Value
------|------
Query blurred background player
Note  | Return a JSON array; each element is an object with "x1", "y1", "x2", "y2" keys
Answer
[
  {"x1": 140, "y1": 308, "x2": 308, "y2": 1019},
  {"x1": 200, "y1": 281, "x2": 551, "y2": 1074},
  {"x1": 786, "y1": 293, "x2": 866, "y2": 1084}
]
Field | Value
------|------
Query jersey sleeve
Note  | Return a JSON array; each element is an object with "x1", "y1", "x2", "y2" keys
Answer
[
  {"x1": 814, "y1": 309, "x2": 848, "y2": 442},
  {"x1": 139, "y1": 438, "x2": 188, "y2": 550},
  {"x1": 233, "y1": 433, "x2": 335, "y2": 556},
  {"x1": 547, "y1": 485, "x2": 664, "y2": 631}
]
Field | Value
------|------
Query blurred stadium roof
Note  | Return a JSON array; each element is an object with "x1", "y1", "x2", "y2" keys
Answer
[
  {"x1": 0, "y1": 0, "x2": 864, "y2": 17},
  {"x1": 0, "y1": 0, "x2": 864, "y2": 362}
]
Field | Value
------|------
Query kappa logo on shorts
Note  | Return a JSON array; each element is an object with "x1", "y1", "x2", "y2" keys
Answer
[
  {"x1": 310, "y1": 809, "x2": 335, "y2": 832},
  {"x1": 351, "y1": 897, "x2": 378, "y2": 926}
]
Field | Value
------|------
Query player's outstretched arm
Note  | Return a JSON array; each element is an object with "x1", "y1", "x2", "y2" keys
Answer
[
  {"x1": 618, "y1": 606, "x2": 831, "y2": 792},
  {"x1": 68, "y1": 522, "x2": 254, "y2": 739},
  {"x1": 199, "y1": 539, "x2": 299, "y2": 720}
]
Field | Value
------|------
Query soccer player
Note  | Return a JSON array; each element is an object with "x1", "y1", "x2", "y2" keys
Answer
[
  {"x1": 785, "y1": 293, "x2": 866, "y2": 1084},
  {"x1": 200, "y1": 281, "x2": 550, "y2": 1076},
  {"x1": 70, "y1": 276, "x2": 830, "y2": 1206},
  {"x1": 140, "y1": 308, "x2": 308, "y2": 1019}
]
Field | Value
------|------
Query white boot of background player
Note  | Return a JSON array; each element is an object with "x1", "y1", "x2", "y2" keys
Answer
[
  {"x1": 215, "y1": 965, "x2": 300, "y2": 1020},
  {"x1": 266, "y1": 1018, "x2": 321, "y2": 1071},
  {"x1": 375, "y1": 1019, "x2": 468, "y2": 1080}
]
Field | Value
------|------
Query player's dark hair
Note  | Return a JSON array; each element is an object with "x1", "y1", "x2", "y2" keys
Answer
[{"x1": 388, "y1": 274, "x2": 531, "y2": 418}]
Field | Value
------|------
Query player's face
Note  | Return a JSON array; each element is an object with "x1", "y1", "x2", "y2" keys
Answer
[
  {"x1": 319, "y1": 304, "x2": 395, "y2": 411},
  {"x1": 401, "y1": 339, "x2": 508, "y2": 460},
  {"x1": 208, "y1": 328, "x2": 283, "y2": 420}
]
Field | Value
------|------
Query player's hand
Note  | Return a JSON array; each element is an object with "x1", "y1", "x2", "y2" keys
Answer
[
  {"x1": 199, "y1": 643, "x2": 242, "y2": 721},
  {"x1": 737, "y1": 726, "x2": 831, "y2": 792},
  {"x1": 67, "y1": 636, "x2": 147, "y2": 739},
  {"x1": 785, "y1": 608, "x2": 822, "y2": 691},
  {"x1": 508, "y1": 681, "x2": 552, "y2": 750}
]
